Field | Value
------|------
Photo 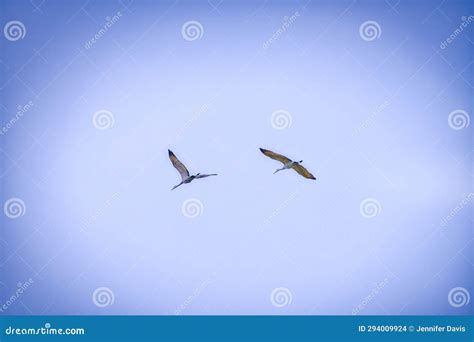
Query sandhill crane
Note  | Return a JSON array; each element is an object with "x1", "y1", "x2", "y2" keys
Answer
[
  {"x1": 168, "y1": 150, "x2": 217, "y2": 190},
  {"x1": 259, "y1": 148, "x2": 316, "y2": 180}
]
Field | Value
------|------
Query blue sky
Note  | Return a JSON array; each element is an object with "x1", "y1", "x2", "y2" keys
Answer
[{"x1": 0, "y1": 0, "x2": 472, "y2": 315}]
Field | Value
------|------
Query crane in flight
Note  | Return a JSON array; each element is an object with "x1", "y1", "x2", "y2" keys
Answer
[
  {"x1": 168, "y1": 150, "x2": 217, "y2": 190},
  {"x1": 259, "y1": 148, "x2": 316, "y2": 180}
]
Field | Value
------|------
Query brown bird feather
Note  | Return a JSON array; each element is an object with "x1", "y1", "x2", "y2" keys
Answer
[
  {"x1": 259, "y1": 148, "x2": 291, "y2": 164},
  {"x1": 168, "y1": 150, "x2": 190, "y2": 181},
  {"x1": 259, "y1": 148, "x2": 316, "y2": 180}
]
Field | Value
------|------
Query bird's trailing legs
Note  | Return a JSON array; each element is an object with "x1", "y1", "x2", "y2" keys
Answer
[
  {"x1": 195, "y1": 173, "x2": 218, "y2": 179},
  {"x1": 171, "y1": 182, "x2": 184, "y2": 190},
  {"x1": 171, "y1": 173, "x2": 217, "y2": 190},
  {"x1": 273, "y1": 161, "x2": 303, "y2": 175}
]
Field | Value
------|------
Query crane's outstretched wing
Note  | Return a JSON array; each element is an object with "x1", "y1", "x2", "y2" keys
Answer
[
  {"x1": 168, "y1": 150, "x2": 190, "y2": 181},
  {"x1": 259, "y1": 148, "x2": 292, "y2": 165},
  {"x1": 293, "y1": 164, "x2": 316, "y2": 180},
  {"x1": 195, "y1": 173, "x2": 218, "y2": 179}
]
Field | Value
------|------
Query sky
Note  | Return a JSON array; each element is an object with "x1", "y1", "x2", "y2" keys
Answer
[{"x1": 0, "y1": 0, "x2": 472, "y2": 315}]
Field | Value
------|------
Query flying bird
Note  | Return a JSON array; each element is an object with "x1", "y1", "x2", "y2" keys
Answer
[
  {"x1": 168, "y1": 150, "x2": 217, "y2": 190},
  {"x1": 259, "y1": 148, "x2": 316, "y2": 180}
]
